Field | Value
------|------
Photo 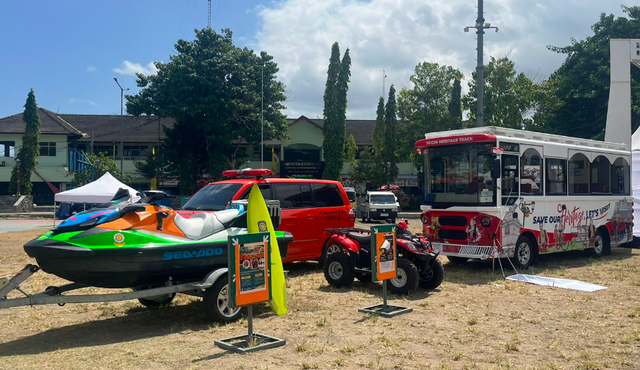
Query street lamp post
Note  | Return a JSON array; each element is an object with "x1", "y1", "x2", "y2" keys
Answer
[
  {"x1": 261, "y1": 64, "x2": 264, "y2": 169},
  {"x1": 113, "y1": 78, "x2": 129, "y2": 181},
  {"x1": 464, "y1": 0, "x2": 498, "y2": 127}
]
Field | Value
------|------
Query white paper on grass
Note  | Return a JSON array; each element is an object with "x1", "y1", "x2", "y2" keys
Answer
[{"x1": 506, "y1": 274, "x2": 608, "y2": 292}]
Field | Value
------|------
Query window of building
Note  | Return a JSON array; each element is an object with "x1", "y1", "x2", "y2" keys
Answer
[
  {"x1": 569, "y1": 153, "x2": 590, "y2": 194},
  {"x1": 520, "y1": 148, "x2": 542, "y2": 195},
  {"x1": 123, "y1": 145, "x2": 148, "y2": 160},
  {"x1": 39, "y1": 142, "x2": 56, "y2": 156},
  {"x1": 590, "y1": 156, "x2": 611, "y2": 194},
  {"x1": 611, "y1": 158, "x2": 630, "y2": 195},
  {"x1": 546, "y1": 158, "x2": 567, "y2": 195},
  {"x1": 93, "y1": 145, "x2": 117, "y2": 157},
  {"x1": 311, "y1": 183, "x2": 344, "y2": 207},
  {"x1": 0, "y1": 141, "x2": 15, "y2": 157}
]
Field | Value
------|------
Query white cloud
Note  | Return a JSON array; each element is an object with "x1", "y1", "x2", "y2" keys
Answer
[
  {"x1": 87, "y1": 65, "x2": 97, "y2": 73},
  {"x1": 113, "y1": 60, "x2": 158, "y2": 76},
  {"x1": 68, "y1": 98, "x2": 99, "y2": 107},
  {"x1": 254, "y1": 0, "x2": 626, "y2": 119}
]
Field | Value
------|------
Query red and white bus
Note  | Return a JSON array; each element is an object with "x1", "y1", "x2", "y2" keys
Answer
[{"x1": 415, "y1": 127, "x2": 633, "y2": 268}]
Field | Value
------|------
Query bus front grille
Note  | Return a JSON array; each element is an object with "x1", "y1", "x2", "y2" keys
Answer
[
  {"x1": 438, "y1": 229, "x2": 467, "y2": 240},
  {"x1": 438, "y1": 216, "x2": 468, "y2": 227}
]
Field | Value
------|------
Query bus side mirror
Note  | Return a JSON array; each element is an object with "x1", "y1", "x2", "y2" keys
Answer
[{"x1": 491, "y1": 158, "x2": 501, "y2": 180}]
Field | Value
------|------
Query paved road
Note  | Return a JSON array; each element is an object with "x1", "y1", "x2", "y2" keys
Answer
[{"x1": 0, "y1": 219, "x2": 59, "y2": 233}]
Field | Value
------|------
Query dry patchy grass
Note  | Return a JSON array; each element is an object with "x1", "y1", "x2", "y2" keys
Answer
[{"x1": 0, "y1": 223, "x2": 639, "y2": 369}]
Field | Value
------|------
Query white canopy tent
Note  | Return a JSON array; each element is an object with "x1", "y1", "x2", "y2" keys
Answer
[
  {"x1": 632, "y1": 128, "x2": 640, "y2": 237},
  {"x1": 54, "y1": 172, "x2": 141, "y2": 203}
]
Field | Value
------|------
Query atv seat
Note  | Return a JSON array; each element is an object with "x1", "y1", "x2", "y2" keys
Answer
[
  {"x1": 174, "y1": 209, "x2": 239, "y2": 240},
  {"x1": 348, "y1": 232, "x2": 371, "y2": 246}
]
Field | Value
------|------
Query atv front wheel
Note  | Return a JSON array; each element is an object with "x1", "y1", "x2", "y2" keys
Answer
[
  {"x1": 203, "y1": 278, "x2": 242, "y2": 322},
  {"x1": 324, "y1": 252, "x2": 355, "y2": 288},
  {"x1": 389, "y1": 257, "x2": 419, "y2": 295},
  {"x1": 419, "y1": 258, "x2": 444, "y2": 289}
]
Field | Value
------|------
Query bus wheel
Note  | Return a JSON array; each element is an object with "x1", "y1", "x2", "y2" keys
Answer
[
  {"x1": 447, "y1": 256, "x2": 468, "y2": 265},
  {"x1": 590, "y1": 230, "x2": 610, "y2": 257},
  {"x1": 514, "y1": 235, "x2": 535, "y2": 269}
]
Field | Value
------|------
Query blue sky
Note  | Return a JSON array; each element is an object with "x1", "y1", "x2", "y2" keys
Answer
[
  {"x1": 0, "y1": 1, "x2": 635, "y2": 119},
  {"x1": 0, "y1": 0, "x2": 261, "y2": 117}
]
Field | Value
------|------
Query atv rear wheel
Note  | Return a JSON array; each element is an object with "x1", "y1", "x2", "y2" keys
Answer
[
  {"x1": 203, "y1": 278, "x2": 242, "y2": 322},
  {"x1": 324, "y1": 252, "x2": 355, "y2": 288},
  {"x1": 419, "y1": 259, "x2": 444, "y2": 289},
  {"x1": 389, "y1": 257, "x2": 419, "y2": 295}
]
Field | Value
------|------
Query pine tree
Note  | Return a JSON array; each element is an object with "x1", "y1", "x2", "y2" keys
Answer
[
  {"x1": 322, "y1": 43, "x2": 351, "y2": 180},
  {"x1": 9, "y1": 89, "x2": 40, "y2": 195},
  {"x1": 372, "y1": 97, "x2": 385, "y2": 155},
  {"x1": 448, "y1": 77, "x2": 462, "y2": 129},
  {"x1": 384, "y1": 85, "x2": 399, "y2": 184}
]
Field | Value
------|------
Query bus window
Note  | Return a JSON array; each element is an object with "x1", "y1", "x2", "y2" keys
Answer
[
  {"x1": 591, "y1": 156, "x2": 611, "y2": 194},
  {"x1": 569, "y1": 153, "x2": 590, "y2": 194},
  {"x1": 501, "y1": 155, "x2": 519, "y2": 205},
  {"x1": 520, "y1": 148, "x2": 542, "y2": 195},
  {"x1": 611, "y1": 158, "x2": 630, "y2": 195},
  {"x1": 546, "y1": 158, "x2": 567, "y2": 195}
]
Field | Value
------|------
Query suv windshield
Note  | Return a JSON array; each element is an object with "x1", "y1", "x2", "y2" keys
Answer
[
  {"x1": 181, "y1": 183, "x2": 243, "y2": 211},
  {"x1": 370, "y1": 195, "x2": 396, "y2": 204},
  {"x1": 425, "y1": 143, "x2": 495, "y2": 205}
]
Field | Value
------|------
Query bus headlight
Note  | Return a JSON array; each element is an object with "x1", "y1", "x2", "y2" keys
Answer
[{"x1": 481, "y1": 217, "x2": 491, "y2": 228}]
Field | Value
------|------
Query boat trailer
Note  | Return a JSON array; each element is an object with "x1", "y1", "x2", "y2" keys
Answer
[{"x1": 0, "y1": 264, "x2": 227, "y2": 309}]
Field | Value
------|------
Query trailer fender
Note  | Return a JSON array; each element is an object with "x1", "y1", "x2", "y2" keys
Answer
[{"x1": 201, "y1": 268, "x2": 229, "y2": 289}]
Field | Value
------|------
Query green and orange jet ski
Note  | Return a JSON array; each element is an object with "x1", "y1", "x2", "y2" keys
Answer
[{"x1": 24, "y1": 190, "x2": 292, "y2": 289}]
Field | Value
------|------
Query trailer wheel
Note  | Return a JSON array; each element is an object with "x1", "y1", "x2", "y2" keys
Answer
[
  {"x1": 203, "y1": 278, "x2": 242, "y2": 322},
  {"x1": 138, "y1": 294, "x2": 175, "y2": 308},
  {"x1": 419, "y1": 259, "x2": 444, "y2": 289},
  {"x1": 324, "y1": 252, "x2": 355, "y2": 288},
  {"x1": 389, "y1": 258, "x2": 419, "y2": 295},
  {"x1": 515, "y1": 235, "x2": 535, "y2": 269}
]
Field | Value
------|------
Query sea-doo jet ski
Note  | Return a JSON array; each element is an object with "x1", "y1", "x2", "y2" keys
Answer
[{"x1": 24, "y1": 189, "x2": 293, "y2": 288}]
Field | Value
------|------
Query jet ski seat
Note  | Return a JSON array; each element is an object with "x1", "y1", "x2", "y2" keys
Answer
[{"x1": 173, "y1": 209, "x2": 239, "y2": 240}]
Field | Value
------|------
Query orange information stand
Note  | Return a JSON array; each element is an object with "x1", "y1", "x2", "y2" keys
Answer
[
  {"x1": 214, "y1": 232, "x2": 285, "y2": 353},
  {"x1": 358, "y1": 224, "x2": 413, "y2": 317}
]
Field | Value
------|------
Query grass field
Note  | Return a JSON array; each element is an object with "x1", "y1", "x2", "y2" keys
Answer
[{"x1": 1, "y1": 225, "x2": 639, "y2": 370}]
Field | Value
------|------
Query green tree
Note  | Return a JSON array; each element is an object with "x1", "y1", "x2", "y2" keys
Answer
[
  {"x1": 127, "y1": 28, "x2": 288, "y2": 194},
  {"x1": 464, "y1": 56, "x2": 535, "y2": 129},
  {"x1": 351, "y1": 148, "x2": 386, "y2": 190},
  {"x1": 9, "y1": 89, "x2": 41, "y2": 195},
  {"x1": 397, "y1": 62, "x2": 463, "y2": 166},
  {"x1": 322, "y1": 42, "x2": 351, "y2": 180},
  {"x1": 383, "y1": 85, "x2": 399, "y2": 184},
  {"x1": 71, "y1": 152, "x2": 132, "y2": 187},
  {"x1": 536, "y1": 6, "x2": 640, "y2": 138},
  {"x1": 372, "y1": 97, "x2": 385, "y2": 155},
  {"x1": 344, "y1": 134, "x2": 357, "y2": 168}
]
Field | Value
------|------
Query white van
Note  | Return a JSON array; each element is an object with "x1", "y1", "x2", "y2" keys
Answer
[{"x1": 357, "y1": 191, "x2": 399, "y2": 223}]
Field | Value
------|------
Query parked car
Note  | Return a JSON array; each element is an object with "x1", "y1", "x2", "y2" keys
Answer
[
  {"x1": 344, "y1": 187, "x2": 357, "y2": 209},
  {"x1": 179, "y1": 169, "x2": 355, "y2": 265},
  {"x1": 357, "y1": 191, "x2": 399, "y2": 223}
]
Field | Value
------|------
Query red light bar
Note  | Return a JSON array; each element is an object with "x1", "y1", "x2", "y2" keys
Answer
[{"x1": 222, "y1": 168, "x2": 273, "y2": 178}]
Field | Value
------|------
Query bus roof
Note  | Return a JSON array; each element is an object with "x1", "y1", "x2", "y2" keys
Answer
[{"x1": 415, "y1": 126, "x2": 629, "y2": 153}]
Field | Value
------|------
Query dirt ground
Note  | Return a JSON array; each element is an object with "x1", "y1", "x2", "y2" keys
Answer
[{"x1": 0, "y1": 224, "x2": 639, "y2": 370}]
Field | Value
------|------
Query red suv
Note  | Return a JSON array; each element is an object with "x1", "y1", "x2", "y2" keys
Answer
[{"x1": 178, "y1": 169, "x2": 355, "y2": 264}]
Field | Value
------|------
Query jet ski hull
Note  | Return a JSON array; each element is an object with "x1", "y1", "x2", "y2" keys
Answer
[{"x1": 24, "y1": 230, "x2": 293, "y2": 288}]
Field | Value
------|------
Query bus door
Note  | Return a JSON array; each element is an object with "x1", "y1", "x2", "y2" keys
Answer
[{"x1": 501, "y1": 155, "x2": 519, "y2": 205}]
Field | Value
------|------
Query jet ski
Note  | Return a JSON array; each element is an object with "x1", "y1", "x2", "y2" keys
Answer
[{"x1": 24, "y1": 189, "x2": 293, "y2": 289}]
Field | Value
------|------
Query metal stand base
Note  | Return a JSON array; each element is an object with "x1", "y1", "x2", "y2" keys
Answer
[
  {"x1": 358, "y1": 303, "x2": 413, "y2": 317},
  {"x1": 215, "y1": 305, "x2": 285, "y2": 353},
  {"x1": 357, "y1": 281, "x2": 412, "y2": 317},
  {"x1": 214, "y1": 333, "x2": 286, "y2": 353}
]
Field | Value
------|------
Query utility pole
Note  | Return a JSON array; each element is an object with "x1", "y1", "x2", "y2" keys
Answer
[
  {"x1": 208, "y1": 0, "x2": 212, "y2": 29},
  {"x1": 382, "y1": 70, "x2": 387, "y2": 98},
  {"x1": 113, "y1": 78, "x2": 129, "y2": 181},
  {"x1": 465, "y1": 0, "x2": 498, "y2": 127},
  {"x1": 15, "y1": 158, "x2": 21, "y2": 196}
]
